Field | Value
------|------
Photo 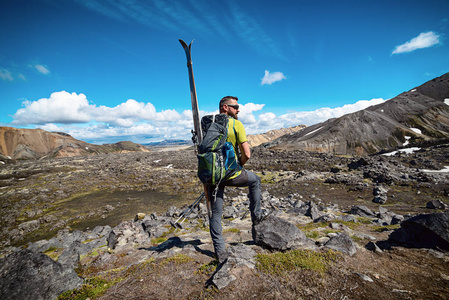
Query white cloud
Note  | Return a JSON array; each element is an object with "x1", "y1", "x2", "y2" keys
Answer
[
  {"x1": 14, "y1": 91, "x2": 386, "y2": 144},
  {"x1": 392, "y1": 31, "x2": 440, "y2": 55},
  {"x1": 238, "y1": 103, "x2": 265, "y2": 124},
  {"x1": 12, "y1": 91, "x2": 193, "y2": 144},
  {"x1": 12, "y1": 92, "x2": 187, "y2": 127},
  {"x1": 35, "y1": 64, "x2": 51, "y2": 74},
  {"x1": 261, "y1": 70, "x2": 286, "y2": 85},
  {"x1": 13, "y1": 91, "x2": 92, "y2": 124},
  {"x1": 0, "y1": 68, "x2": 13, "y2": 81},
  {"x1": 244, "y1": 98, "x2": 386, "y2": 134}
]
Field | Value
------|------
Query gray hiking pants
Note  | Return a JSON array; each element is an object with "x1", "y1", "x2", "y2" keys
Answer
[{"x1": 207, "y1": 169, "x2": 262, "y2": 255}]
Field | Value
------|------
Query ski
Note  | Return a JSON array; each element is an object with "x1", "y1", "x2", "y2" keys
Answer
[
  {"x1": 179, "y1": 39, "x2": 202, "y2": 146},
  {"x1": 179, "y1": 39, "x2": 211, "y2": 219}
]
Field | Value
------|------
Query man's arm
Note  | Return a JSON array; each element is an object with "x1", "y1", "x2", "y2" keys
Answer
[{"x1": 239, "y1": 141, "x2": 251, "y2": 165}]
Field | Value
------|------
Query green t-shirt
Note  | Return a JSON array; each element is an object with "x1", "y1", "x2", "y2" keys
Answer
[{"x1": 226, "y1": 117, "x2": 247, "y2": 179}]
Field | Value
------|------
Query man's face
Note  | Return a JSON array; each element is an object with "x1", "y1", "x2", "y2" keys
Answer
[{"x1": 224, "y1": 99, "x2": 240, "y2": 120}]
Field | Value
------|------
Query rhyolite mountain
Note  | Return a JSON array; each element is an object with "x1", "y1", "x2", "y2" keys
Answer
[
  {"x1": 265, "y1": 72, "x2": 449, "y2": 155},
  {"x1": 247, "y1": 125, "x2": 306, "y2": 147},
  {"x1": 0, "y1": 127, "x2": 149, "y2": 160}
]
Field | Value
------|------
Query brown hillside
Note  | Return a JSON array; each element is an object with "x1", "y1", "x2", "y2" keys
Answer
[
  {"x1": 247, "y1": 125, "x2": 306, "y2": 147},
  {"x1": 0, "y1": 127, "x2": 149, "y2": 160}
]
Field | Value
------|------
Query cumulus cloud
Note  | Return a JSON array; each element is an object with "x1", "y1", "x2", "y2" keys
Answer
[
  {"x1": 238, "y1": 103, "x2": 265, "y2": 124},
  {"x1": 392, "y1": 31, "x2": 440, "y2": 55},
  {"x1": 13, "y1": 92, "x2": 91, "y2": 124},
  {"x1": 14, "y1": 91, "x2": 386, "y2": 144},
  {"x1": 35, "y1": 64, "x2": 51, "y2": 74},
  {"x1": 12, "y1": 91, "x2": 193, "y2": 144},
  {"x1": 12, "y1": 91, "x2": 186, "y2": 127},
  {"x1": 244, "y1": 98, "x2": 386, "y2": 134},
  {"x1": 261, "y1": 70, "x2": 286, "y2": 85}
]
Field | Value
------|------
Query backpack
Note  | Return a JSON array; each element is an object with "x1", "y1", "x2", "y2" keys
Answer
[{"x1": 197, "y1": 114, "x2": 241, "y2": 185}]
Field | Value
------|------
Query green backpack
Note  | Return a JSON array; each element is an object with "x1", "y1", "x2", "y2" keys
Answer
[{"x1": 197, "y1": 114, "x2": 241, "y2": 185}]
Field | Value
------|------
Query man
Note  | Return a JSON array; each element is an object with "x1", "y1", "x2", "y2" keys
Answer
[{"x1": 207, "y1": 96, "x2": 267, "y2": 263}]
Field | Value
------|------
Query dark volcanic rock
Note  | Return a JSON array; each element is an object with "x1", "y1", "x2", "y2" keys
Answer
[
  {"x1": 324, "y1": 232, "x2": 357, "y2": 256},
  {"x1": 389, "y1": 211, "x2": 449, "y2": 250},
  {"x1": 426, "y1": 199, "x2": 447, "y2": 210},
  {"x1": 373, "y1": 185, "x2": 388, "y2": 204},
  {"x1": 349, "y1": 205, "x2": 376, "y2": 218},
  {"x1": 253, "y1": 215, "x2": 314, "y2": 251},
  {"x1": 0, "y1": 249, "x2": 82, "y2": 300}
]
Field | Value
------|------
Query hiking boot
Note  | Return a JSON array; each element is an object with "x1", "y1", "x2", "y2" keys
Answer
[
  {"x1": 216, "y1": 250, "x2": 228, "y2": 264},
  {"x1": 253, "y1": 209, "x2": 271, "y2": 226}
]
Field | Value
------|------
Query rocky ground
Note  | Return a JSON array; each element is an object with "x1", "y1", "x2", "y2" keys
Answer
[{"x1": 0, "y1": 144, "x2": 449, "y2": 299}]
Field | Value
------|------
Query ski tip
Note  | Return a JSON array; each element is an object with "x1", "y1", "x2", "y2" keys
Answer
[
  {"x1": 179, "y1": 39, "x2": 195, "y2": 50},
  {"x1": 179, "y1": 39, "x2": 188, "y2": 49}
]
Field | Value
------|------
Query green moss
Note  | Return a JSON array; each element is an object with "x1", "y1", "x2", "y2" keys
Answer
[
  {"x1": 372, "y1": 224, "x2": 400, "y2": 232},
  {"x1": 256, "y1": 249, "x2": 337, "y2": 276},
  {"x1": 196, "y1": 260, "x2": 219, "y2": 275},
  {"x1": 43, "y1": 247, "x2": 65, "y2": 261},
  {"x1": 57, "y1": 276, "x2": 120, "y2": 300},
  {"x1": 163, "y1": 254, "x2": 193, "y2": 265}
]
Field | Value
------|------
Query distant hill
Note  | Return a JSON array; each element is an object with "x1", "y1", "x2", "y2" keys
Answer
[
  {"x1": 0, "y1": 127, "x2": 149, "y2": 160},
  {"x1": 265, "y1": 73, "x2": 449, "y2": 155},
  {"x1": 142, "y1": 127, "x2": 309, "y2": 149},
  {"x1": 247, "y1": 125, "x2": 306, "y2": 147},
  {"x1": 143, "y1": 139, "x2": 193, "y2": 147}
]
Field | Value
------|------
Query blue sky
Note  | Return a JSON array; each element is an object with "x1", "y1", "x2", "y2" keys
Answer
[{"x1": 1, "y1": 0, "x2": 448, "y2": 144}]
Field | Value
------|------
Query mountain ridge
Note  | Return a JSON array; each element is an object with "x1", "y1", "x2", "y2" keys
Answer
[
  {"x1": 265, "y1": 73, "x2": 449, "y2": 155},
  {"x1": 0, "y1": 127, "x2": 150, "y2": 160}
]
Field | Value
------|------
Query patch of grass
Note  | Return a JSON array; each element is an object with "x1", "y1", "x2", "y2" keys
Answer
[
  {"x1": 357, "y1": 217, "x2": 374, "y2": 224},
  {"x1": 372, "y1": 224, "x2": 400, "y2": 232},
  {"x1": 330, "y1": 219, "x2": 360, "y2": 230},
  {"x1": 57, "y1": 276, "x2": 119, "y2": 300},
  {"x1": 296, "y1": 222, "x2": 328, "y2": 231},
  {"x1": 223, "y1": 227, "x2": 240, "y2": 234},
  {"x1": 259, "y1": 172, "x2": 278, "y2": 184},
  {"x1": 196, "y1": 260, "x2": 219, "y2": 275},
  {"x1": 151, "y1": 236, "x2": 168, "y2": 245},
  {"x1": 350, "y1": 235, "x2": 364, "y2": 243},
  {"x1": 297, "y1": 222, "x2": 329, "y2": 240},
  {"x1": 305, "y1": 231, "x2": 320, "y2": 239},
  {"x1": 256, "y1": 249, "x2": 338, "y2": 276},
  {"x1": 43, "y1": 247, "x2": 65, "y2": 261},
  {"x1": 163, "y1": 254, "x2": 193, "y2": 265}
]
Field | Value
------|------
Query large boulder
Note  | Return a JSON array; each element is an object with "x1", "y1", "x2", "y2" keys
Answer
[
  {"x1": 253, "y1": 215, "x2": 314, "y2": 251},
  {"x1": 349, "y1": 205, "x2": 376, "y2": 218},
  {"x1": 389, "y1": 211, "x2": 449, "y2": 250},
  {"x1": 324, "y1": 232, "x2": 357, "y2": 256},
  {"x1": 0, "y1": 249, "x2": 83, "y2": 300},
  {"x1": 426, "y1": 199, "x2": 447, "y2": 210},
  {"x1": 211, "y1": 244, "x2": 257, "y2": 290}
]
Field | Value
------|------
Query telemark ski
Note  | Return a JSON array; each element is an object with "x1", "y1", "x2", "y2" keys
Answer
[{"x1": 179, "y1": 39, "x2": 212, "y2": 219}]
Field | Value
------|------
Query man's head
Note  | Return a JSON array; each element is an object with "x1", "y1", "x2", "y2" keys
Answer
[{"x1": 219, "y1": 96, "x2": 240, "y2": 119}]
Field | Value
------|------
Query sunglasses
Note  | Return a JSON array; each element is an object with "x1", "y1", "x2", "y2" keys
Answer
[{"x1": 227, "y1": 104, "x2": 239, "y2": 110}]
